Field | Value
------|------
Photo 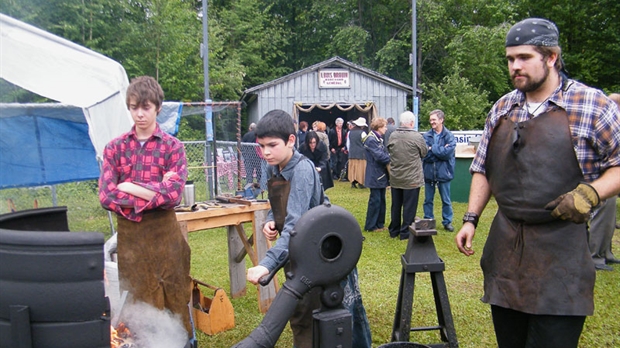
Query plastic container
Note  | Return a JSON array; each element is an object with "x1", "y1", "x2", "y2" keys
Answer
[{"x1": 451, "y1": 145, "x2": 475, "y2": 203}]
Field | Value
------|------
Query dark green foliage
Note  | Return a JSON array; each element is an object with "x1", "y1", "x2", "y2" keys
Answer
[{"x1": 2, "y1": 0, "x2": 618, "y2": 129}]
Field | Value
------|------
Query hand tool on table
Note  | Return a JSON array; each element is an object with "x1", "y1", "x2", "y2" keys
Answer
[
  {"x1": 174, "y1": 201, "x2": 224, "y2": 212},
  {"x1": 215, "y1": 195, "x2": 252, "y2": 206}
]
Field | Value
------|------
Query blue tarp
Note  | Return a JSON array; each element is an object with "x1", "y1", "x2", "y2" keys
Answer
[
  {"x1": 0, "y1": 104, "x2": 99, "y2": 188},
  {"x1": 0, "y1": 103, "x2": 182, "y2": 189}
]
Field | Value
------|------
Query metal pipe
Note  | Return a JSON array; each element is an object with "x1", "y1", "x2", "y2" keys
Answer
[{"x1": 412, "y1": 0, "x2": 418, "y2": 130}]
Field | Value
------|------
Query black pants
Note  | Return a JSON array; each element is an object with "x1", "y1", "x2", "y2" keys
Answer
[
  {"x1": 331, "y1": 149, "x2": 347, "y2": 179},
  {"x1": 491, "y1": 305, "x2": 586, "y2": 348},
  {"x1": 388, "y1": 187, "x2": 420, "y2": 238}
]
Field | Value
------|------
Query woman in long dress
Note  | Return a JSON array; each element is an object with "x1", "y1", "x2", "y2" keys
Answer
[{"x1": 347, "y1": 117, "x2": 368, "y2": 189}]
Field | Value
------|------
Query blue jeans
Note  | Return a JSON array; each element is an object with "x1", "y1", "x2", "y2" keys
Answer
[
  {"x1": 364, "y1": 188, "x2": 386, "y2": 231},
  {"x1": 423, "y1": 181, "x2": 453, "y2": 226},
  {"x1": 341, "y1": 267, "x2": 372, "y2": 348}
]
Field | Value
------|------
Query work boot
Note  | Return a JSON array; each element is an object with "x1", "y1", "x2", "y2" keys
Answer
[
  {"x1": 351, "y1": 182, "x2": 358, "y2": 189},
  {"x1": 444, "y1": 223, "x2": 454, "y2": 232},
  {"x1": 595, "y1": 263, "x2": 613, "y2": 271}
]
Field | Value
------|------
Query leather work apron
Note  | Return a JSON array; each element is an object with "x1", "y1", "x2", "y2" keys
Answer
[
  {"x1": 117, "y1": 209, "x2": 192, "y2": 335},
  {"x1": 481, "y1": 108, "x2": 595, "y2": 316},
  {"x1": 267, "y1": 174, "x2": 319, "y2": 346},
  {"x1": 267, "y1": 175, "x2": 290, "y2": 233}
]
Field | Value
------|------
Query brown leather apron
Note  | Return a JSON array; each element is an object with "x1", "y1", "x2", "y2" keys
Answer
[
  {"x1": 267, "y1": 175, "x2": 290, "y2": 233},
  {"x1": 117, "y1": 209, "x2": 192, "y2": 335},
  {"x1": 482, "y1": 108, "x2": 595, "y2": 316}
]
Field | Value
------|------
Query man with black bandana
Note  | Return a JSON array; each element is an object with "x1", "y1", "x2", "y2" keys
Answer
[{"x1": 455, "y1": 18, "x2": 620, "y2": 348}]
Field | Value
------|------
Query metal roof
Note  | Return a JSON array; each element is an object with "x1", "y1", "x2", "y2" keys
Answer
[{"x1": 242, "y1": 56, "x2": 420, "y2": 98}]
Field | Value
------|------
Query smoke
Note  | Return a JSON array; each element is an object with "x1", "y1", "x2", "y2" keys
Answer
[
  {"x1": 105, "y1": 261, "x2": 189, "y2": 348},
  {"x1": 121, "y1": 301, "x2": 188, "y2": 348}
]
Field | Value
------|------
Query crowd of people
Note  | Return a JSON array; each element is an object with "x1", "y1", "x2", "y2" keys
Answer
[{"x1": 242, "y1": 110, "x2": 459, "y2": 235}]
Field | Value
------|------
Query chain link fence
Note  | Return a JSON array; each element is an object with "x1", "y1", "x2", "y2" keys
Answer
[
  {"x1": 180, "y1": 101, "x2": 266, "y2": 200},
  {"x1": 183, "y1": 140, "x2": 267, "y2": 201}
]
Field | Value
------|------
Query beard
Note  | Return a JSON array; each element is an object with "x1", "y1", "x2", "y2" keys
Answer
[{"x1": 511, "y1": 63, "x2": 550, "y2": 93}]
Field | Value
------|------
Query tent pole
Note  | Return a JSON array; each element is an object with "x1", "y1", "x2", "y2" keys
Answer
[
  {"x1": 107, "y1": 211, "x2": 116, "y2": 235},
  {"x1": 98, "y1": 159, "x2": 116, "y2": 235},
  {"x1": 201, "y1": 0, "x2": 215, "y2": 199},
  {"x1": 51, "y1": 185, "x2": 58, "y2": 206}
]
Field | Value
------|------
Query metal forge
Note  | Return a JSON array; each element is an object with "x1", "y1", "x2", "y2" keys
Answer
[{"x1": 232, "y1": 203, "x2": 363, "y2": 348}]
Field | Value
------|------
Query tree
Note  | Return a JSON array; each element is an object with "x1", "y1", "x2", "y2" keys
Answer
[
  {"x1": 108, "y1": 0, "x2": 206, "y2": 101},
  {"x1": 444, "y1": 24, "x2": 512, "y2": 102},
  {"x1": 213, "y1": 0, "x2": 290, "y2": 89},
  {"x1": 329, "y1": 25, "x2": 370, "y2": 63},
  {"x1": 2, "y1": 0, "x2": 617, "y2": 106},
  {"x1": 375, "y1": 36, "x2": 411, "y2": 84},
  {"x1": 419, "y1": 66, "x2": 490, "y2": 131}
]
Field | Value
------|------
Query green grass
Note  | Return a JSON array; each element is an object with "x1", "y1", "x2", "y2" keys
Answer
[{"x1": 1, "y1": 180, "x2": 619, "y2": 347}]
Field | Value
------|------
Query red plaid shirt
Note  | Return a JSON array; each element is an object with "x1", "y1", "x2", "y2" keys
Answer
[{"x1": 99, "y1": 125, "x2": 187, "y2": 222}]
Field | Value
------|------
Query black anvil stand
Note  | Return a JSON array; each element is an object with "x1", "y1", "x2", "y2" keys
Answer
[{"x1": 391, "y1": 219, "x2": 459, "y2": 348}]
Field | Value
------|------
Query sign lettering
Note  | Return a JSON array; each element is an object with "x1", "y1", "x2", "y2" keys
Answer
[{"x1": 318, "y1": 69, "x2": 350, "y2": 88}]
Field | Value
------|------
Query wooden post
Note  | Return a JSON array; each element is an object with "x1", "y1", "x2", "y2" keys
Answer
[{"x1": 227, "y1": 225, "x2": 247, "y2": 298}]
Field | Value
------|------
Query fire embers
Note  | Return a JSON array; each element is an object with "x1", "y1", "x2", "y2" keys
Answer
[
  {"x1": 107, "y1": 301, "x2": 189, "y2": 348},
  {"x1": 111, "y1": 322, "x2": 136, "y2": 348}
]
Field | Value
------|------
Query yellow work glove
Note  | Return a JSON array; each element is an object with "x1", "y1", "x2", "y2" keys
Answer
[{"x1": 544, "y1": 182, "x2": 600, "y2": 224}]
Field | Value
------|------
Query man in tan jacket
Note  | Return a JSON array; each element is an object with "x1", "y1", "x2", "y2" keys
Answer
[{"x1": 386, "y1": 111, "x2": 428, "y2": 240}]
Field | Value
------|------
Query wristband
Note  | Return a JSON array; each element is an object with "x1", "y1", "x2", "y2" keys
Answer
[{"x1": 462, "y1": 212, "x2": 479, "y2": 228}]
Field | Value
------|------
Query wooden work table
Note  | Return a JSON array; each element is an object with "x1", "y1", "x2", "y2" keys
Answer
[{"x1": 176, "y1": 201, "x2": 277, "y2": 314}]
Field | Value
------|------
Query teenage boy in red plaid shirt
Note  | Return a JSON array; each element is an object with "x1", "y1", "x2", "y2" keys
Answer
[{"x1": 99, "y1": 76, "x2": 191, "y2": 337}]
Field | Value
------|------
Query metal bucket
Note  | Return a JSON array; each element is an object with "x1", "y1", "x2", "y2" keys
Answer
[{"x1": 377, "y1": 343, "x2": 432, "y2": 348}]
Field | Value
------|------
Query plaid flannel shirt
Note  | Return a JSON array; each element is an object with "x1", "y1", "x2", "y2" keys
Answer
[
  {"x1": 99, "y1": 125, "x2": 187, "y2": 222},
  {"x1": 471, "y1": 79, "x2": 620, "y2": 182}
]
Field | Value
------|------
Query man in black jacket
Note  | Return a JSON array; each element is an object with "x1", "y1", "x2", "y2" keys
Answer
[{"x1": 328, "y1": 117, "x2": 348, "y2": 180}]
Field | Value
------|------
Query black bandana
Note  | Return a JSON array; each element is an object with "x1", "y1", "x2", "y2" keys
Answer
[{"x1": 505, "y1": 18, "x2": 559, "y2": 47}]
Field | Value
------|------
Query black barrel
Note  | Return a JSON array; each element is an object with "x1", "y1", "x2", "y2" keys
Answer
[
  {"x1": 0, "y1": 206, "x2": 70, "y2": 231},
  {"x1": 0, "y1": 208, "x2": 110, "y2": 348}
]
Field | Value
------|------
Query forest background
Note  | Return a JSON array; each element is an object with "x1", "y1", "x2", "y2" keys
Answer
[{"x1": 1, "y1": 0, "x2": 618, "y2": 134}]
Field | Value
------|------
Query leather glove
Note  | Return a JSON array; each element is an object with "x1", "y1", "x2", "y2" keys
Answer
[{"x1": 544, "y1": 182, "x2": 600, "y2": 224}]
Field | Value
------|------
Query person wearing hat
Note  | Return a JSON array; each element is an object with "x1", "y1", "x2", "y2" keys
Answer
[
  {"x1": 454, "y1": 18, "x2": 620, "y2": 347},
  {"x1": 346, "y1": 117, "x2": 368, "y2": 188}
]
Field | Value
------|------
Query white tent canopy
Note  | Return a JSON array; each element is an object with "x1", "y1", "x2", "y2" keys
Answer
[{"x1": 0, "y1": 13, "x2": 132, "y2": 159}]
